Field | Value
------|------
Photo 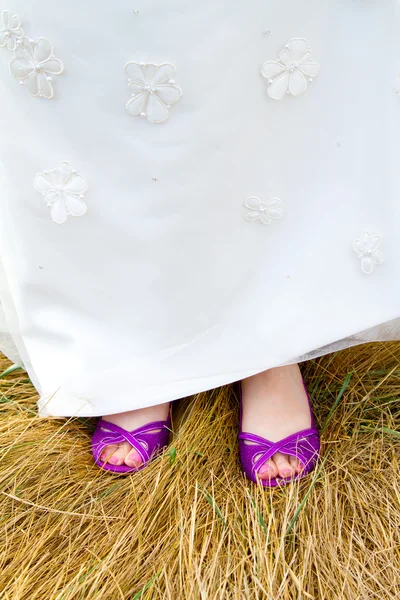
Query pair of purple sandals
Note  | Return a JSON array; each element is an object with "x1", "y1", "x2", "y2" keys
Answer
[{"x1": 92, "y1": 379, "x2": 320, "y2": 486}]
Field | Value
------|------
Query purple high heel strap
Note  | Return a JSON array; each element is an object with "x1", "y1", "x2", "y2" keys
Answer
[{"x1": 91, "y1": 410, "x2": 171, "y2": 474}]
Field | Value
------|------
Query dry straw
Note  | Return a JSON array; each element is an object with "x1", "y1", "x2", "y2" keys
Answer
[{"x1": 0, "y1": 343, "x2": 399, "y2": 599}]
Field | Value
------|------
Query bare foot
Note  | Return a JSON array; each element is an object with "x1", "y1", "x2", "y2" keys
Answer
[
  {"x1": 241, "y1": 364, "x2": 311, "y2": 481},
  {"x1": 99, "y1": 402, "x2": 170, "y2": 468}
]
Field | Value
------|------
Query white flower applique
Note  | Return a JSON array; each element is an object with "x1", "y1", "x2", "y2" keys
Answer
[
  {"x1": 0, "y1": 10, "x2": 24, "y2": 51},
  {"x1": 261, "y1": 38, "x2": 320, "y2": 100},
  {"x1": 352, "y1": 231, "x2": 384, "y2": 274},
  {"x1": 34, "y1": 162, "x2": 88, "y2": 225},
  {"x1": 244, "y1": 196, "x2": 283, "y2": 225},
  {"x1": 10, "y1": 36, "x2": 64, "y2": 98},
  {"x1": 124, "y1": 62, "x2": 182, "y2": 124}
]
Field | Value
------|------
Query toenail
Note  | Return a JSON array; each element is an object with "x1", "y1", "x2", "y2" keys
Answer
[
  {"x1": 259, "y1": 469, "x2": 272, "y2": 478},
  {"x1": 261, "y1": 467, "x2": 272, "y2": 475},
  {"x1": 282, "y1": 470, "x2": 292, "y2": 477},
  {"x1": 108, "y1": 456, "x2": 119, "y2": 465}
]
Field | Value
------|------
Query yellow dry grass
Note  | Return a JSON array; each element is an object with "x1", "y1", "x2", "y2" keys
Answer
[{"x1": 0, "y1": 343, "x2": 400, "y2": 599}]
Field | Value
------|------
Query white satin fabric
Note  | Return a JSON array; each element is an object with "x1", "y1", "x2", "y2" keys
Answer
[{"x1": 0, "y1": 0, "x2": 399, "y2": 417}]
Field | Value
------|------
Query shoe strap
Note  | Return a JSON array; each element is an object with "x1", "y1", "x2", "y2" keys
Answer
[
  {"x1": 94, "y1": 418, "x2": 170, "y2": 464},
  {"x1": 239, "y1": 427, "x2": 320, "y2": 474}
]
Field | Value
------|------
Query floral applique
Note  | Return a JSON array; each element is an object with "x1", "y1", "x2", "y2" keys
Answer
[
  {"x1": 124, "y1": 62, "x2": 182, "y2": 124},
  {"x1": 10, "y1": 36, "x2": 64, "y2": 98},
  {"x1": 0, "y1": 9, "x2": 64, "y2": 98},
  {"x1": 0, "y1": 10, "x2": 23, "y2": 51},
  {"x1": 261, "y1": 38, "x2": 320, "y2": 100},
  {"x1": 34, "y1": 162, "x2": 88, "y2": 225},
  {"x1": 352, "y1": 231, "x2": 384, "y2": 274},
  {"x1": 244, "y1": 196, "x2": 283, "y2": 225}
]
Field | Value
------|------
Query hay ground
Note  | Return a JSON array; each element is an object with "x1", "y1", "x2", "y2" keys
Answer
[{"x1": 0, "y1": 344, "x2": 400, "y2": 600}]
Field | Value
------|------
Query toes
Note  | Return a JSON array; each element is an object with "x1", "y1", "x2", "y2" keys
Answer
[
  {"x1": 100, "y1": 444, "x2": 118, "y2": 464},
  {"x1": 104, "y1": 441, "x2": 131, "y2": 466},
  {"x1": 272, "y1": 452, "x2": 295, "y2": 479},
  {"x1": 258, "y1": 458, "x2": 278, "y2": 480},
  {"x1": 289, "y1": 454, "x2": 304, "y2": 474},
  {"x1": 99, "y1": 441, "x2": 144, "y2": 469},
  {"x1": 125, "y1": 447, "x2": 143, "y2": 468},
  {"x1": 107, "y1": 447, "x2": 125, "y2": 466}
]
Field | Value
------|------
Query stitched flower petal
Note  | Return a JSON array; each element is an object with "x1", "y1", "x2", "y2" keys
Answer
[
  {"x1": 268, "y1": 208, "x2": 283, "y2": 219},
  {"x1": 361, "y1": 231, "x2": 374, "y2": 250},
  {"x1": 142, "y1": 63, "x2": 160, "y2": 83},
  {"x1": 14, "y1": 37, "x2": 34, "y2": 60},
  {"x1": 287, "y1": 38, "x2": 309, "y2": 61},
  {"x1": 245, "y1": 211, "x2": 262, "y2": 222},
  {"x1": 371, "y1": 250, "x2": 384, "y2": 265},
  {"x1": 371, "y1": 236, "x2": 381, "y2": 251},
  {"x1": 124, "y1": 62, "x2": 145, "y2": 84},
  {"x1": 24, "y1": 71, "x2": 40, "y2": 96},
  {"x1": 34, "y1": 173, "x2": 54, "y2": 193},
  {"x1": 244, "y1": 197, "x2": 262, "y2": 210},
  {"x1": 261, "y1": 61, "x2": 284, "y2": 80},
  {"x1": 268, "y1": 71, "x2": 290, "y2": 100},
  {"x1": 361, "y1": 257, "x2": 374, "y2": 274},
  {"x1": 9, "y1": 58, "x2": 32, "y2": 79},
  {"x1": 298, "y1": 61, "x2": 320, "y2": 78},
  {"x1": 353, "y1": 240, "x2": 363, "y2": 256},
  {"x1": 51, "y1": 199, "x2": 68, "y2": 225},
  {"x1": 40, "y1": 58, "x2": 63, "y2": 75},
  {"x1": 297, "y1": 49, "x2": 312, "y2": 65},
  {"x1": 50, "y1": 162, "x2": 72, "y2": 187},
  {"x1": 129, "y1": 82, "x2": 145, "y2": 94},
  {"x1": 364, "y1": 234, "x2": 381, "y2": 252},
  {"x1": 126, "y1": 91, "x2": 148, "y2": 116},
  {"x1": 260, "y1": 213, "x2": 272, "y2": 225},
  {"x1": 278, "y1": 48, "x2": 294, "y2": 67},
  {"x1": 155, "y1": 84, "x2": 182, "y2": 106},
  {"x1": 34, "y1": 38, "x2": 53, "y2": 63},
  {"x1": 9, "y1": 14, "x2": 22, "y2": 30},
  {"x1": 6, "y1": 36, "x2": 18, "y2": 51},
  {"x1": 37, "y1": 72, "x2": 53, "y2": 98},
  {"x1": 44, "y1": 190, "x2": 59, "y2": 203},
  {"x1": 63, "y1": 192, "x2": 87, "y2": 217},
  {"x1": 64, "y1": 174, "x2": 88, "y2": 195},
  {"x1": 0, "y1": 31, "x2": 6, "y2": 47},
  {"x1": 1, "y1": 10, "x2": 9, "y2": 29},
  {"x1": 11, "y1": 26, "x2": 24, "y2": 38},
  {"x1": 7, "y1": 27, "x2": 24, "y2": 51},
  {"x1": 152, "y1": 63, "x2": 175, "y2": 85},
  {"x1": 289, "y1": 70, "x2": 308, "y2": 96},
  {"x1": 265, "y1": 198, "x2": 281, "y2": 209},
  {"x1": 147, "y1": 93, "x2": 169, "y2": 123}
]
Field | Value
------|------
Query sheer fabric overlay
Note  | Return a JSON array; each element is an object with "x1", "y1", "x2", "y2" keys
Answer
[{"x1": 0, "y1": 0, "x2": 399, "y2": 416}]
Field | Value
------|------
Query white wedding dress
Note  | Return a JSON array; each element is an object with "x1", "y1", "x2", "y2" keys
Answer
[{"x1": 0, "y1": 0, "x2": 399, "y2": 417}]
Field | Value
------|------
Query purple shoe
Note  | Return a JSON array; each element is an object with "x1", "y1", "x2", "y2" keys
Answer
[
  {"x1": 91, "y1": 407, "x2": 172, "y2": 474},
  {"x1": 237, "y1": 379, "x2": 320, "y2": 487}
]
